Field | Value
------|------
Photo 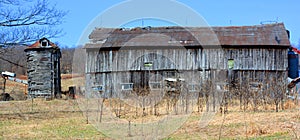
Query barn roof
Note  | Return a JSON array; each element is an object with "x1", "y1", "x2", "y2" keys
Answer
[
  {"x1": 25, "y1": 38, "x2": 59, "y2": 51},
  {"x1": 85, "y1": 23, "x2": 291, "y2": 49}
]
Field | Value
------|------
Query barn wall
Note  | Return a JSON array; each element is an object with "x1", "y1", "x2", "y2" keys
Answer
[
  {"x1": 232, "y1": 70, "x2": 287, "y2": 83},
  {"x1": 86, "y1": 70, "x2": 212, "y2": 98},
  {"x1": 86, "y1": 48, "x2": 288, "y2": 72},
  {"x1": 224, "y1": 48, "x2": 288, "y2": 71},
  {"x1": 85, "y1": 47, "x2": 288, "y2": 96}
]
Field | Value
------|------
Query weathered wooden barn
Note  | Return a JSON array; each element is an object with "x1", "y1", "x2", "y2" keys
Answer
[
  {"x1": 25, "y1": 38, "x2": 62, "y2": 98},
  {"x1": 84, "y1": 23, "x2": 290, "y2": 97}
]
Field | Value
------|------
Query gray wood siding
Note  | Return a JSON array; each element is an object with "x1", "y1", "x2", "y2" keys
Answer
[
  {"x1": 86, "y1": 48, "x2": 288, "y2": 73},
  {"x1": 85, "y1": 47, "x2": 288, "y2": 97},
  {"x1": 86, "y1": 70, "x2": 212, "y2": 97}
]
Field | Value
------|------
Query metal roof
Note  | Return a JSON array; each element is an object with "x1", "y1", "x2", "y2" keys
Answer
[
  {"x1": 25, "y1": 38, "x2": 59, "y2": 51},
  {"x1": 86, "y1": 23, "x2": 291, "y2": 49}
]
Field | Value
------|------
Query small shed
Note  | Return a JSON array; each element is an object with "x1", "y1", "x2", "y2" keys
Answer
[
  {"x1": 84, "y1": 23, "x2": 291, "y2": 97},
  {"x1": 24, "y1": 38, "x2": 61, "y2": 98}
]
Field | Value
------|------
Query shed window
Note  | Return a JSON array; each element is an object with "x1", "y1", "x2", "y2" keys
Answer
[
  {"x1": 149, "y1": 82, "x2": 161, "y2": 90},
  {"x1": 121, "y1": 83, "x2": 133, "y2": 90}
]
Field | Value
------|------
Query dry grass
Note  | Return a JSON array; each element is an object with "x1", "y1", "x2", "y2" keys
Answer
[
  {"x1": 1, "y1": 75, "x2": 300, "y2": 139},
  {"x1": 0, "y1": 99, "x2": 109, "y2": 139},
  {"x1": 168, "y1": 108, "x2": 300, "y2": 139},
  {"x1": 1, "y1": 78, "x2": 27, "y2": 100},
  {"x1": 1, "y1": 74, "x2": 84, "y2": 99},
  {"x1": 0, "y1": 99, "x2": 299, "y2": 139}
]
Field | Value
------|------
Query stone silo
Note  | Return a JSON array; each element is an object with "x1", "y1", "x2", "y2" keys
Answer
[{"x1": 24, "y1": 38, "x2": 61, "y2": 98}]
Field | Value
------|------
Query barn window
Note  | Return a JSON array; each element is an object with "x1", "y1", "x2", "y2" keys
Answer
[
  {"x1": 144, "y1": 62, "x2": 153, "y2": 67},
  {"x1": 149, "y1": 82, "x2": 161, "y2": 90},
  {"x1": 228, "y1": 59, "x2": 234, "y2": 69},
  {"x1": 165, "y1": 71, "x2": 176, "y2": 78},
  {"x1": 121, "y1": 83, "x2": 133, "y2": 90},
  {"x1": 188, "y1": 84, "x2": 198, "y2": 92},
  {"x1": 249, "y1": 82, "x2": 262, "y2": 92},
  {"x1": 92, "y1": 85, "x2": 104, "y2": 91}
]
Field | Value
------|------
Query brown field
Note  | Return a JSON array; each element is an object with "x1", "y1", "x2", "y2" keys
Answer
[
  {"x1": 1, "y1": 75, "x2": 300, "y2": 139},
  {"x1": 1, "y1": 99, "x2": 300, "y2": 139},
  {"x1": 1, "y1": 74, "x2": 82, "y2": 96}
]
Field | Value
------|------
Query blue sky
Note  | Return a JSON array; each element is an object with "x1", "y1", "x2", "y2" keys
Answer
[{"x1": 51, "y1": 0, "x2": 300, "y2": 47}]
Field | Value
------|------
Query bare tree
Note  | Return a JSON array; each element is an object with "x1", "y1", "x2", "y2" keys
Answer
[
  {"x1": 0, "y1": 46, "x2": 27, "y2": 74},
  {"x1": 0, "y1": 0, "x2": 67, "y2": 49},
  {"x1": 269, "y1": 77, "x2": 286, "y2": 112},
  {"x1": 60, "y1": 46, "x2": 75, "y2": 74}
]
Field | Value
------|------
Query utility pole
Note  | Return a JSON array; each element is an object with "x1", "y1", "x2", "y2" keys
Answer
[{"x1": 2, "y1": 76, "x2": 6, "y2": 93}]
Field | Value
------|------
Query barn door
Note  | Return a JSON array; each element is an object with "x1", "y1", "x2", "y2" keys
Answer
[{"x1": 130, "y1": 71, "x2": 150, "y2": 90}]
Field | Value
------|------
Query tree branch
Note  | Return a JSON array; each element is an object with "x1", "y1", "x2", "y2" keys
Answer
[{"x1": 0, "y1": 0, "x2": 67, "y2": 47}]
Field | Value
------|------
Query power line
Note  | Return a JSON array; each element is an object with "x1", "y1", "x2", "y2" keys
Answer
[{"x1": 0, "y1": 56, "x2": 27, "y2": 68}]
